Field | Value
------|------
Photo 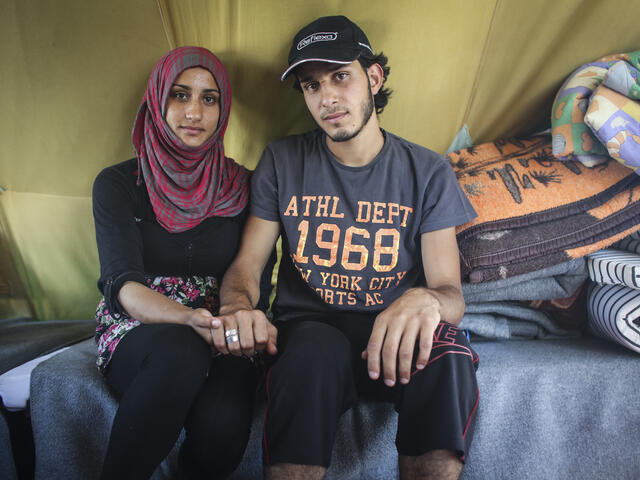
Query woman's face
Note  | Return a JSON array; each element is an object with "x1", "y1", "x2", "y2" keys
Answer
[{"x1": 165, "y1": 67, "x2": 221, "y2": 147}]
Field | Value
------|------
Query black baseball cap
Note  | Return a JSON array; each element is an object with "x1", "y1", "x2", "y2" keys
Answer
[{"x1": 281, "y1": 15, "x2": 374, "y2": 81}]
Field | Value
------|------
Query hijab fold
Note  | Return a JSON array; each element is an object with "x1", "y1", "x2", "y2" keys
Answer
[{"x1": 132, "y1": 46, "x2": 249, "y2": 233}]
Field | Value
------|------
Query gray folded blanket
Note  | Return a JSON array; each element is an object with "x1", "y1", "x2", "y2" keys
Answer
[
  {"x1": 460, "y1": 259, "x2": 588, "y2": 339},
  {"x1": 462, "y1": 258, "x2": 587, "y2": 303},
  {"x1": 460, "y1": 302, "x2": 580, "y2": 339}
]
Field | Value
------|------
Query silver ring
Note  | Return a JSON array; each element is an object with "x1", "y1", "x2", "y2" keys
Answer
[
  {"x1": 224, "y1": 329, "x2": 238, "y2": 338},
  {"x1": 225, "y1": 334, "x2": 239, "y2": 344}
]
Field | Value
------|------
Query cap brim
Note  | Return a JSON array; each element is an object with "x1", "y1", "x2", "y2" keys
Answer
[{"x1": 280, "y1": 58, "x2": 355, "y2": 81}]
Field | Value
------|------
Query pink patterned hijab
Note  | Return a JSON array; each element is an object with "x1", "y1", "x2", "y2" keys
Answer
[{"x1": 132, "y1": 46, "x2": 249, "y2": 233}]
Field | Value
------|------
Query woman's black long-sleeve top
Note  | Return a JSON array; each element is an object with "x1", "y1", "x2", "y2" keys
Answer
[{"x1": 93, "y1": 158, "x2": 273, "y2": 315}]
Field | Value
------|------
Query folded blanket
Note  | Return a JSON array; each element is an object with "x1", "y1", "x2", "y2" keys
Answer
[
  {"x1": 462, "y1": 258, "x2": 587, "y2": 303},
  {"x1": 587, "y1": 248, "x2": 640, "y2": 290},
  {"x1": 460, "y1": 302, "x2": 579, "y2": 340},
  {"x1": 614, "y1": 230, "x2": 640, "y2": 253},
  {"x1": 450, "y1": 136, "x2": 640, "y2": 282},
  {"x1": 587, "y1": 282, "x2": 640, "y2": 353},
  {"x1": 551, "y1": 50, "x2": 640, "y2": 167}
]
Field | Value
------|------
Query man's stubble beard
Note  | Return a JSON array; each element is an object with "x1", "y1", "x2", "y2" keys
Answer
[{"x1": 321, "y1": 79, "x2": 375, "y2": 143}]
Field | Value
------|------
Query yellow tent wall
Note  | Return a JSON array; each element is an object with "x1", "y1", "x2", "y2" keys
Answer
[{"x1": 2, "y1": 0, "x2": 640, "y2": 320}]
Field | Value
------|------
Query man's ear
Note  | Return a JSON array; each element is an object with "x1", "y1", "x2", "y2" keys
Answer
[{"x1": 366, "y1": 63, "x2": 385, "y2": 95}]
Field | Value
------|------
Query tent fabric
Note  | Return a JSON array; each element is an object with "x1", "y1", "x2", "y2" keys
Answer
[{"x1": 2, "y1": 0, "x2": 640, "y2": 320}]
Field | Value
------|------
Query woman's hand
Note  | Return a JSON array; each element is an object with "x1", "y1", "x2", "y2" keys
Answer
[
  {"x1": 184, "y1": 307, "x2": 222, "y2": 348},
  {"x1": 211, "y1": 308, "x2": 277, "y2": 357}
]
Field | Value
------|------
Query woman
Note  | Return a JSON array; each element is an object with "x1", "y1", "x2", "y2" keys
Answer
[{"x1": 93, "y1": 46, "x2": 272, "y2": 479}]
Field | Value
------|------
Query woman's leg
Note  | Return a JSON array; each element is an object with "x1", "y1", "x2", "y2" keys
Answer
[
  {"x1": 100, "y1": 324, "x2": 211, "y2": 480},
  {"x1": 178, "y1": 354, "x2": 258, "y2": 479}
]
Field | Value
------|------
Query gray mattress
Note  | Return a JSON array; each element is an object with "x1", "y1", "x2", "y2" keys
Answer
[
  {"x1": 0, "y1": 318, "x2": 94, "y2": 375},
  {"x1": 30, "y1": 337, "x2": 640, "y2": 479},
  {"x1": 0, "y1": 410, "x2": 18, "y2": 480}
]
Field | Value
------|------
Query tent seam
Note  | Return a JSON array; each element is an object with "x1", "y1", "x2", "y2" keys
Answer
[
  {"x1": 461, "y1": 0, "x2": 501, "y2": 127},
  {"x1": 156, "y1": 0, "x2": 176, "y2": 49}
]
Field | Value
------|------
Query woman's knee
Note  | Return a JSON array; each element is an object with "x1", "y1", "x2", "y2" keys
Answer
[
  {"x1": 146, "y1": 324, "x2": 211, "y2": 374},
  {"x1": 114, "y1": 324, "x2": 211, "y2": 392}
]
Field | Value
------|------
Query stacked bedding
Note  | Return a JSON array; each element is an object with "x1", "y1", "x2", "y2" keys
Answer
[{"x1": 449, "y1": 136, "x2": 640, "y2": 339}]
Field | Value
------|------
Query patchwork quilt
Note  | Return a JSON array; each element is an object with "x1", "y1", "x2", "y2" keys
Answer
[{"x1": 551, "y1": 49, "x2": 640, "y2": 172}]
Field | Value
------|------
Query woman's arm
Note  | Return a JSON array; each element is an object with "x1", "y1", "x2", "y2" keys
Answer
[
  {"x1": 93, "y1": 162, "x2": 218, "y2": 345},
  {"x1": 118, "y1": 281, "x2": 219, "y2": 344},
  {"x1": 93, "y1": 162, "x2": 147, "y2": 313}
]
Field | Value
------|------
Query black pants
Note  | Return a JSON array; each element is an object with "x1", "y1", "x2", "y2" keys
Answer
[
  {"x1": 263, "y1": 315, "x2": 479, "y2": 467},
  {"x1": 100, "y1": 323, "x2": 257, "y2": 480}
]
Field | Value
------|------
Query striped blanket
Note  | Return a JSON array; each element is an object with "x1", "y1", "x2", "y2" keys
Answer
[{"x1": 587, "y1": 232, "x2": 640, "y2": 353}]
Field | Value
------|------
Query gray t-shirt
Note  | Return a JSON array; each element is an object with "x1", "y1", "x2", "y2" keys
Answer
[{"x1": 252, "y1": 129, "x2": 476, "y2": 321}]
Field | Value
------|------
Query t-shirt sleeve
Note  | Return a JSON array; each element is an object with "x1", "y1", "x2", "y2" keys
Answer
[
  {"x1": 250, "y1": 146, "x2": 281, "y2": 222},
  {"x1": 92, "y1": 165, "x2": 146, "y2": 314},
  {"x1": 419, "y1": 157, "x2": 477, "y2": 234}
]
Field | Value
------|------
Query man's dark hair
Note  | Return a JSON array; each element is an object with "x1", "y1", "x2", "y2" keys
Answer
[
  {"x1": 292, "y1": 51, "x2": 392, "y2": 115},
  {"x1": 357, "y1": 51, "x2": 392, "y2": 115}
]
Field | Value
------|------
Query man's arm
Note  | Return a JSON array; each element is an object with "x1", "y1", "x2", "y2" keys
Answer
[
  {"x1": 363, "y1": 226, "x2": 465, "y2": 387},
  {"x1": 216, "y1": 214, "x2": 281, "y2": 356}
]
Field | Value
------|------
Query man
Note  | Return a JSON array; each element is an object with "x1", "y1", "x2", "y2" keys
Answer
[{"x1": 214, "y1": 15, "x2": 479, "y2": 480}]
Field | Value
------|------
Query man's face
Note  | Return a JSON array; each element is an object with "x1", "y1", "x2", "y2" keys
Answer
[{"x1": 296, "y1": 60, "x2": 375, "y2": 143}]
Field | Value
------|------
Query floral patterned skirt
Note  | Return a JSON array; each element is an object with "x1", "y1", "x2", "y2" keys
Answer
[{"x1": 94, "y1": 275, "x2": 219, "y2": 373}]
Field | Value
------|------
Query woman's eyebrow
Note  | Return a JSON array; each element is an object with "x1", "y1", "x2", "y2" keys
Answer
[{"x1": 171, "y1": 83, "x2": 220, "y2": 94}]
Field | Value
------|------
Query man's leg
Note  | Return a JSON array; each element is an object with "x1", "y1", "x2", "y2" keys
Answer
[
  {"x1": 264, "y1": 463, "x2": 326, "y2": 480},
  {"x1": 399, "y1": 450, "x2": 462, "y2": 480},
  {"x1": 263, "y1": 320, "x2": 357, "y2": 480},
  {"x1": 394, "y1": 322, "x2": 479, "y2": 480}
]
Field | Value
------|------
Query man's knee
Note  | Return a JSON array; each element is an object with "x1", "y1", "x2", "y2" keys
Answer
[
  {"x1": 399, "y1": 450, "x2": 463, "y2": 480},
  {"x1": 394, "y1": 326, "x2": 479, "y2": 461},
  {"x1": 265, "y1": 463, "x2": 326, "y2": 480},
  {"x1": 263, "y1": 321, "x2": 357, "y2": 468}
]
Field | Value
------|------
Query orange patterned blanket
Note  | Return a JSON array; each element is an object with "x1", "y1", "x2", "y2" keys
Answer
[{"x1": 449, "y1": 136, "x2": 640, "y2": 282}]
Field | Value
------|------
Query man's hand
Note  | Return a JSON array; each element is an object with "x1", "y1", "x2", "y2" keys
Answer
[
  {"x1": 362, "y1": 227, "x2": 466, "y2": 387},
  {"x1": 212, "y1": 307, "x2": 278, "y2": 357},
  {"x1": 362, "y1": 287, "x2": 441, "y2": 387}
]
